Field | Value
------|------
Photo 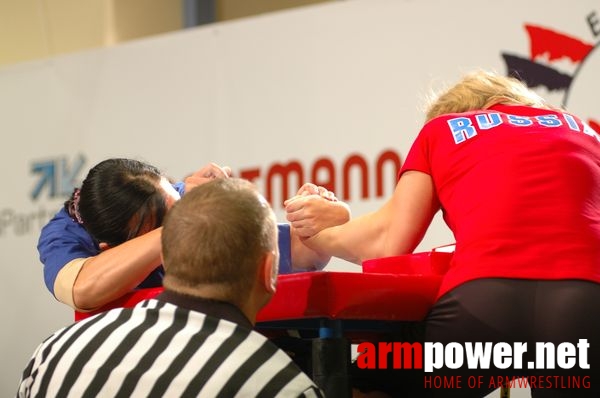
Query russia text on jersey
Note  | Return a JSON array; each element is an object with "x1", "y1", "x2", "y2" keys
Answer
[{"x1": 448, "y1": 112, "x2": 599, "y2": 144}]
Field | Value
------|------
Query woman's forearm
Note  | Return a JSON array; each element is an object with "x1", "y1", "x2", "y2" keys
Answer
[
  {"x1": 308, "y1": 206, "x2": 390, "y2": 265},
  {"x1": 72, "y1": 228, "x2": 163, "y2": 310}
]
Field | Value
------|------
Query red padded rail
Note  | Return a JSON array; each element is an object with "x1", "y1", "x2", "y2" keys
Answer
[{"x1": 75, "y1": 250, "x2": 452, "y2": 322}]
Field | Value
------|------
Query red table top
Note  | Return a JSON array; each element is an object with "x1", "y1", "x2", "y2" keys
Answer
[{"x1": 75, "y1": 251, "x2": 451, "y2": 322}]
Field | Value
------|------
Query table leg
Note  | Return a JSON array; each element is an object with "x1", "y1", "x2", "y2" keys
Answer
[{"x1": 312, "y1": 320, "x2": 351, "y2": 398}]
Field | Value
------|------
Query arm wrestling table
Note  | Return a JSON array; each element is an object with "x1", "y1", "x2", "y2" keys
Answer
[{"x1": 75, "y1": 250, "x2": 452, "y2": 397}]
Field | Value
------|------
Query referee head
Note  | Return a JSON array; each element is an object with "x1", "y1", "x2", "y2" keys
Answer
[{"x1": 161, "y1": 177, "x2": 280, "y2": 324}]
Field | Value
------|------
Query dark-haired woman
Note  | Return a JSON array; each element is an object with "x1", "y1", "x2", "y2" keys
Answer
[{"x1": 39, "y1": 158, "x2": 349, "y2": 312}]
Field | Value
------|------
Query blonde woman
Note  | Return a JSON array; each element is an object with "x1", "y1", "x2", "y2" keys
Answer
[{"x1": 287, "y1": 70, "x2": 600, "y2": 397}]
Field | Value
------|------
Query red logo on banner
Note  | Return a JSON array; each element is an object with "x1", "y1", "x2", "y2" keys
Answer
[{"x1": 501, "y1": 22, "x2": 599, "y2": 133}]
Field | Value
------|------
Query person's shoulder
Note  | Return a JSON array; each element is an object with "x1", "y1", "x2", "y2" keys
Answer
[
  {"x1": 39, "y1": 207, "x2": 91, "y2": 242},
  {"x1": 42, "y1": 207, "x2": 79, "y2": 230},
  {"x1": 44, "y1": 206, "x2": 69, "y2": 222},
  {"x1": 246, "y1": 339, "x2": 323, "y2": 397}
]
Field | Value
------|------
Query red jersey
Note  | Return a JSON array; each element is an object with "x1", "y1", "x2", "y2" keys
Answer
[{"x1": 401, "y1": 104, "x2": 600, "y2": 298}]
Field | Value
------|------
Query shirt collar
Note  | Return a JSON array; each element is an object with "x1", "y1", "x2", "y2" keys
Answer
[{"x1": 156, "y1": 290, "x2": 253, "y2": 330}]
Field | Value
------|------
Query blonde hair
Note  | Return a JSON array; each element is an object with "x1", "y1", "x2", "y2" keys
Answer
[{"x1": 424, "y1": 70, "x2": 550, "y2": 122}]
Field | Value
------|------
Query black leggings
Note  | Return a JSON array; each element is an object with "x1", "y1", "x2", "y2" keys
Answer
[{"x1": 425, "y1": 279, "x2": 600, "y2": 397}]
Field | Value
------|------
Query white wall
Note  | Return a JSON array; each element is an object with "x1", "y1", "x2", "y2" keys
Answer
[{"x1": 1, "y1": 0, "x2": 598, "y2": 395}]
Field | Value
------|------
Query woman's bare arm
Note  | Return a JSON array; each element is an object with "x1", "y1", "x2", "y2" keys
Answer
[{"x1": 302, "y1": 171, "x2": 440, "y2": 264}]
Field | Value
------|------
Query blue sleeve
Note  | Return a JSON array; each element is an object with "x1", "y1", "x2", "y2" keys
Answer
[
  {"x1": 37, "y1": 208, "x2": 99, "y2": 295},
  {"x1": 277, "y1": 223, "x2": 293, "y2": 274}
]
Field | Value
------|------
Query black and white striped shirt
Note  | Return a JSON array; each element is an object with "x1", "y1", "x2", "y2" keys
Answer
[{"x1": 17, "y1": 292, "x2": 323, "y2": 397}]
